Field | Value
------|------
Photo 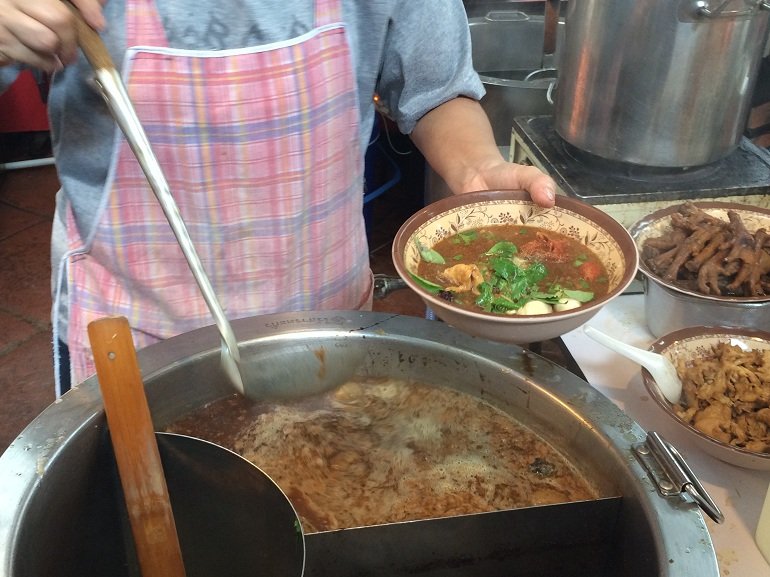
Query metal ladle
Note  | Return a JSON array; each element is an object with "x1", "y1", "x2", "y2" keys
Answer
[
  {"x1": 67, "y1": 4, "x2": 246, "y2": 394},
  {"x1": 583, "y1": 325, "x2": 683, "y2": 404}
]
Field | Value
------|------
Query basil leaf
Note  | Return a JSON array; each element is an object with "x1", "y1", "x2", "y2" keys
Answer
[
  {"x1": 409, "y1": 272, "x2": 443, "y2": 294},
  {"x1": 489, "y1": 256, "x2": 517, "y2": 280},
  {"x1": 530, "y1": 291, "x2": 562, "y2": 304},
  {"x1": 456, "y1": 230, "x2": 478, "y2": 245},
  {"x1": 562, "y1": 289, "x2": 594, "y2": 302},
  {"x1": 486, "y1": 241, "x2": 518, "y2": 258},
  {"x1": 475, "y1": 282, "x2": 495, "y2": 311},
  {"x1": 523, "y1": 261, "x2": 547, "y2": 284},
  {"x1": 416, "y1": 240, "x2": 446, "y2": 264}
]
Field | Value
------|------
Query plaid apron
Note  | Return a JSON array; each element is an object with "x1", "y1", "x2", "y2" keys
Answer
[{"x1": 61, "y1": 0, "x2": 369, "y2": 385}]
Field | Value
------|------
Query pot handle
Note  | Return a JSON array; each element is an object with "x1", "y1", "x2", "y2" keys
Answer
[
  {"x1": 483, "y1": 10, "x2": 529, "y2": 22},
  {"x1": 634, "y1": 432, "x2": 724, "y2": 525},
  {"x1": 688, "y1": 0, "x2": 770, "y2": 19}
]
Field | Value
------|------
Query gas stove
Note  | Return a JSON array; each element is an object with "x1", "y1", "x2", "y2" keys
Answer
[{"x1": 510, "y1": 115, "x2": 770, "y2": 228}]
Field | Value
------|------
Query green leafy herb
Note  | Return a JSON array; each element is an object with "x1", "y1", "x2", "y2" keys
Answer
[
  {"x1": 562, "y1": 288, "x2": 594, "y2": 302},
  {"x1": 573, "y1": 254, "x2": 588, "y2": 266},
  {"x1": 409, "y1": 272, "x2": 443, "y2": 294},
  {"x1": 486, "y1": 241, "x2": 518, "y2": 258},
  {"x1": 475, "y1": 258, "x2": 549, "y2": 313},
  {"x1": 452, "y1": 230, "x2": 478, "y2": 245},
  {"x1": 416, "y1": 240, "x2": 445, "y2": 264}
]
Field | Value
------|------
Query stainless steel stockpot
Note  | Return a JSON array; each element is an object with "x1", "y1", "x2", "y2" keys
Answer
[
  {"x1": 555, "y1": 0, "x2": 770, "y2": 167},
  {"x1": 643, "y1": 274, "x2": 770, "y2": 337},
  {"x1": 469, "y1": 10, "x2": 564, "y2": 145},
  {"x1": 0, "y1": 312, "x2": 719, "y2": 577}
]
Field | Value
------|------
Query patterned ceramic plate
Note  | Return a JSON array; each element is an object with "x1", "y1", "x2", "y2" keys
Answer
[
  {"x1": 392, "y1": 190, "x2": 639, "y2": 344},
  {"x1": 629, "y1": 201, "x2": 770, "y2": 303},
  {"x1": 642, "y1": 326, "x2": 770, "y2": 470}
]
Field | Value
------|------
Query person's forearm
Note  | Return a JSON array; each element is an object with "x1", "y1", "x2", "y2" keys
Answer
[
  {"x1": 410, "y1": 96, "x2": 557, "y2": 207},
  {"x1": 410, "y1": 96, "x2": 505, "y2": 194}
]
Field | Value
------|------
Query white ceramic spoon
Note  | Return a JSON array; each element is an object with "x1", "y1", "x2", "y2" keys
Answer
[{"x1": 583, "y1": 325, "x2": 682, "y2": 404}]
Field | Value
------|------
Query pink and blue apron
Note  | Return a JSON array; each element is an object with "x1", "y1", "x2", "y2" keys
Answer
[{"x1": 56, "y1": 0, "x2": 370, "y2": 389}]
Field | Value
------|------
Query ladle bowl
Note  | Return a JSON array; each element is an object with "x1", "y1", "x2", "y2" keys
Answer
[
  {"x1": 155, "y1": 432, "x2": 306, "y2": 576},
  {"x1": 87, "y1": 316, "x2": 305, "y2": 576}
]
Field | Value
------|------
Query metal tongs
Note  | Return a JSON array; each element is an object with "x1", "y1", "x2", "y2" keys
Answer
[{"x1": 66, "y1": 3, "x2": 246, "y2": 394}]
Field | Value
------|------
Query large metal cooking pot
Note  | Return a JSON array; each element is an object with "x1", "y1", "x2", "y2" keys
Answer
[
  {"x1": 0, "y1": 312, "x2": 719, "y2": 577},
  {"x1": 554, "y1": 0, "x2": 770, "y2": 167},
  {"x1": 643, "y1": 275, "x2": 770, "y2": 337},
  {"x1": 470, "y1": 10, "x2": 564, "y2": 145}
]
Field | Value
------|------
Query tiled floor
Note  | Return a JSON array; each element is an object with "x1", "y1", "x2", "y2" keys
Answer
[
  {"x1": 0, "y1": 144, "x2": 427, "y2": 453},
  {"x1": 0, "y1": 163, "x2": 60, "y2": 453}
]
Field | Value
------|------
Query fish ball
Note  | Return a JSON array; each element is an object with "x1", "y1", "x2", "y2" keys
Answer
[
  {"x1": 516, "y1": 300, "x2": 553, "y2": 315},
  {"x1": 554, "y1": 298, "x2": 582, "y2": 312}
]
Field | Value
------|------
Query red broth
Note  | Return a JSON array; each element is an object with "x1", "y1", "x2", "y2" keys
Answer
[{"x1": 416, "y1": 225, "x2": 609, "y2": 314}]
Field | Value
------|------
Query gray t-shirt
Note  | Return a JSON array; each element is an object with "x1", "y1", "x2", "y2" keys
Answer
[{"x1": 2, "y1": 0, "x2": 484, "y2": 335}]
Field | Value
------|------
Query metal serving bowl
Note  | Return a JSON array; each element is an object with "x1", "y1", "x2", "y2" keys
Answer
[
  {"x1": 392, "y1": 190, "x2": 639, "y2": 344},
  {"x1": 630, "y1": 201, "x2": 770, "y2": 337},
  {"x1": 641, "y1": 326, "x2": 770, "y2": 470}
]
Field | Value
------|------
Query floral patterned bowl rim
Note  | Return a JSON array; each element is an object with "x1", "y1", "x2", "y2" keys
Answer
[
  {"x1": 641, "y1": 326, "x2": 770, "y2": 469},
  {"x1": 629, "y1": 201, "x2": 770, "y2": 304},
  {"x1": 392, "y1": 189, "x2": 639, "y2": 322}
]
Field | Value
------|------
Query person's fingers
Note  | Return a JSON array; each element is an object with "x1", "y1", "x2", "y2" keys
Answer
[
  {"x1": 472, "y1": 162, "x2": 557, "y2": 208},
  {"x1": 513, "y1": 166, "x2": 557, "y2": 208},
  {"x1": 0, "y1": 39, "x2": 64, "y2": 72},
  {"x1": 68, "y1": 0, "x2": 107, "y2": 31},
  {"x1": 448, "y1": 158, "x2": 556, "y2": 208},
  {"x1": 0, "y1": 0, "x2": 105, "y2": 71}
]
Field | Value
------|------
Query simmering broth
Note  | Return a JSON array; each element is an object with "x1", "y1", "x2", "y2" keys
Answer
[{"x1": 166, "y1": 378, "x2": 600, "y2": 532}]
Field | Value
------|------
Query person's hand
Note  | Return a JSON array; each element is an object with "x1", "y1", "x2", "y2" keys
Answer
[
  {"x1": 0, "y1": 0, "x2": 105, "y2": 72},
  {"x1": 456, "y1": 157, "x2": 557, "y2": 208}
]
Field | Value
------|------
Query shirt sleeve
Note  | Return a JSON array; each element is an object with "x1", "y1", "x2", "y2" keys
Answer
[{"x1": 376, "y1": 0, "x2": 485, "y2": 135}]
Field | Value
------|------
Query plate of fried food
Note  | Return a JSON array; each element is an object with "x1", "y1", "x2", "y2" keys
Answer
[{"x1": 641, "y1": 326, "x2": 770, "y2": 470}]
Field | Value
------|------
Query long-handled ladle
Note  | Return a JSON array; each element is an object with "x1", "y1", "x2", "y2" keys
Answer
[
  {"x1": 583, "y1": 325, "x2": 683, "y2": 404},
  {"x1": 66, "y1": 2, "x2": 246, "y2": 394}
]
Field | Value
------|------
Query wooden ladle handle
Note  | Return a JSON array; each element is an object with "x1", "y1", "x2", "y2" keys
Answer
[
  {"x1": 88, "y1": 317, "x2": 187, "y2": 577},
  {"x1": 63, "y1": 0, "x2": 117, "y2": 70}
]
